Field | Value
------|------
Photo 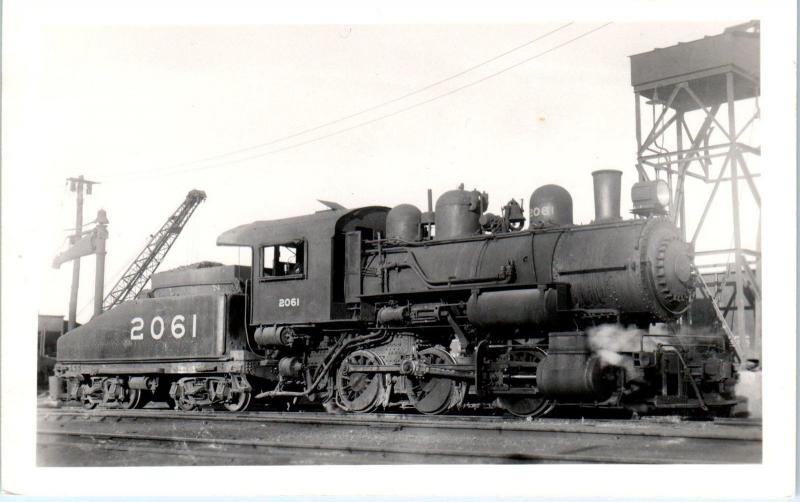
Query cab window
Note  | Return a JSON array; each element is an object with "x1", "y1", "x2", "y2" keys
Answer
[{"x1": 261, "y1": 241, "x2": 305, "y2": 279}]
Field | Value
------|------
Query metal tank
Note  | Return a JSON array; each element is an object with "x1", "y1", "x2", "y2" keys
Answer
[
  {"x1": 536, "y1": 332, "x2": 617, "y2": 400},
  {"x1": 529, "y1": 184, "x2": 573, "y2": 227},
  {"x1": 434, "y1": 187, "x2": 487, "y2": 240},
  {"x1": 386, "y1": 204, "x2": 422, "y2": 241},
  {"x1": 362, "y1": 171, "x2": 693, "y2": 324},
  {"x1": 460, "y1": 219, "x2": 694, "y2": 328},
  {"x1": 55, "y1": 293, "x2": 242, "y2": 363},
  {"x1": 551, "y1": 218, "x2": 694, "y2": 320}
]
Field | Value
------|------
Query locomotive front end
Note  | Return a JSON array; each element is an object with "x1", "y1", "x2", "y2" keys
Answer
[
  {"x1": 550, "y1": 170, "x2": 693, "y2": 324},
  {"x1": 552, "y1": 215, "x2": 694, "y2": 324}
]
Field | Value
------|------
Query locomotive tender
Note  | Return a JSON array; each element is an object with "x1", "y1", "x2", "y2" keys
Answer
[{"x1": 51, "y1": 170, "x2": 739, "y2": 416}]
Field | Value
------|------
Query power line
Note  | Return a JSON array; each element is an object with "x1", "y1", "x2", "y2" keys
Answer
[
  {"x1": 108, "y1": 23, "x2": 574, "y2": 180},
  {"x1": 153, "y1": 22, "x2": 612, "y2": 178},
  {"x1": 68, "y1": 23, "x2": 613, "y2": 319}
]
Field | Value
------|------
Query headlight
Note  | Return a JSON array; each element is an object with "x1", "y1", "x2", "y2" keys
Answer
[
  {"x1": 631, "y1": 180, "x2": 670, "y2": 217},
  {"x1": 655, "y1": 180, "x2": 670, "y2": 206}
]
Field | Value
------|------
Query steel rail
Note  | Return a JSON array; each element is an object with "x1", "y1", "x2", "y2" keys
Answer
[
  {"x1": 38, "y1": 437, "x2": 273, "y2": 464},
  {"x1": 38, "y1": 408, "x2": 761, "y2": 441},
  {"x1": 36, "y1": 428, "x2": 722, "y2": 465}
]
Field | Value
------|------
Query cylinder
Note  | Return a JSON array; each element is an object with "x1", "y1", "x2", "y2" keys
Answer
[
  {"x1": 386, "y1": 204, "x2": 422, "y2": 241},
  {"x1": 547, "y1": 331, "x2": 590, "y2": 352},
  {"x1": 128, "y1": 376, "x2": 157, "y2": 391},
  {"x1": 377, "y1": 305, "x2": 409, "y2": 325},
  {"x1": 591, "y1": 169, "x2": 623, "y2": 223},
  {"x1": 536, "y1": 353, "x2": 616, "y2": 400},
  {"x1": 529, "y1": 184, "x2": 573, "y2": 227},
  {"x1": 254, "y1": 325, "x2": 295, "y2": 347},
  {"x1": 434, "y1": 188, "x2": 485, "y2": 240},
  {"x1": 278, "y1": 357, "x2": 304, "y2": 378},
  {"x1": 535, "y1": 332, "x2": 617, "y2": 400},
  {"x1": 466, "y1": 289, "x2": 558, "y2": 328}
]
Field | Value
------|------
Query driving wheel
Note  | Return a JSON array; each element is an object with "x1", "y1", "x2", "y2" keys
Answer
[
  {"x1": 406, "y1": 347, "x2": 464, "y2": 415},
  {"x1": 497, "y1": 348, "x2": 554, "y2": 418},
  {"x1": 336, "y1": 350, "x2": 386, "y2": 413}
]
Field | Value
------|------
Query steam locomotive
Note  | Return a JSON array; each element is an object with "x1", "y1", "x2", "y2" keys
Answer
[{"x1": 50, "y1": 170, "x2": 740, "y2": 417}]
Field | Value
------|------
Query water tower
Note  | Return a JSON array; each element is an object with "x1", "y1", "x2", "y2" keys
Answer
[{"x1": 629, "y1": 21, "x2": 761, "y2": 359}]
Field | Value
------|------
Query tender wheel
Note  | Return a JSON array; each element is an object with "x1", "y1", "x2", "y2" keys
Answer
[
  {"x1": 173, "y1": 385, "x2": 197, "y2": 411},
  {"x1": 497, "y1": 348, "x2": 554, "y2": 418},
  {"x1": 406, "y1": 347, "x2": 464, "y2": 416},
  {"x1": 78, "y1": 381, "x2": 100, "y2": 410},
  {"x1": 119, "y1": 388, "x2": 143, "y2": 410},
  {"x1": 220, "y1": 376, "x2": 253, "y2": 412},
  {"x1": 175, "y1": 398, "x2": 196, "y2": 411},
  {"x1": 223, "y1": 390, "x2": 252, "y2": 412},
  {"x1": 336, "y1": 350, "x2": 386, "y2": 413}
]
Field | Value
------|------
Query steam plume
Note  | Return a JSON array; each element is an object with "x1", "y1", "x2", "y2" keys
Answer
[{"x1": 586, "y1": 324, "x2": 642, "y2": 380}]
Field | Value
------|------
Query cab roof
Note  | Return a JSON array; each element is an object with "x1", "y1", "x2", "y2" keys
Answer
[{"x1": 216, "y1": 206, "x2": 389, "y2": 246}]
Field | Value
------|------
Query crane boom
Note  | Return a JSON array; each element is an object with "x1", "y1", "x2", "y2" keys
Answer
[{"x1": 102, "y1": 189, "x2": 207, "y2": 311}]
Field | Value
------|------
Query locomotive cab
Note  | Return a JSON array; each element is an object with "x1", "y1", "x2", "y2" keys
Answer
[{"x1": 216, "y1": 206, "x2": 389, "y2": 326}]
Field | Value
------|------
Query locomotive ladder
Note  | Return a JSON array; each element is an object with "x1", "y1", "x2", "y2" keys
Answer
[
  {"x1": 101, "y1": 190, "x2": 207, "y2": 312},
  {"x1": 691, "y1": 263, "x2": 743, "y2": 362}
]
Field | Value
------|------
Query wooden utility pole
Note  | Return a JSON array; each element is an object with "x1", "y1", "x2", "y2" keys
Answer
[{"x1": 66, "y1": 175, "x2": 100, "y2": 330}]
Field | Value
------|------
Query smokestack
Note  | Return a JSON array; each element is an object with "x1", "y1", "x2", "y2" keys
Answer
[{"x1": 591, "y1": 169, "x2": 622, "y2": 223}]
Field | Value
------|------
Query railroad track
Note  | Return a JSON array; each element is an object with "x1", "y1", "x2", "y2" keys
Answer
[{"x1": 37, "y1": 407, "x2": 762, "y2": 466}]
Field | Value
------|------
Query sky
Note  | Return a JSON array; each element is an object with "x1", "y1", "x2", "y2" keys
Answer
[{"x1": 5, "y1": 20, "x2": 758, "y2": 322}]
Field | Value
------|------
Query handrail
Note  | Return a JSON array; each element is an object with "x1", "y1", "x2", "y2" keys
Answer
[
  {"x1": 402, "y1": 249, "x2": 514, "y2": 289},
  {"x1": 692, "y1": 263, "x2": 743, "y2": 362}
]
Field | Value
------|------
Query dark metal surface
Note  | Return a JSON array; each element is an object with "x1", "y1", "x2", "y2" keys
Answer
[
  {"x1": 529, "y1": 184, "x2": 573, "y2": 227},
  {"x1": 386, "y1": 204, "x2": 422, "y2": 241},
  {"x1": 216, "y1": 206, "x2": 389, "y2": 247},
  {"x1": 254, "y1": 325, "x2": 295, "y2": 347},
  {"x1": 361, "y1": 232, "x2": 534, "y2": 296},
  {"x1": 57, "y1": 294, "x2": 229, "y2": 362},
  {"x1": 50, "y1": 172, "x2": 727, "y2": 419},
  {"x1": 630, "y1": 24, "x2": 759, "y2": 110},
  {"x1": 363, "y1": 211, "x2": 692, "y2": 324},
  {"x1": 591, "y1": 169, "x2": 623, "y2": 223},
  {"x1": 433, "y1": 187, "x2": 484, "y2": 240},
  {"x1": 552, "y1": 218, "x2": 693, "y2": 320},
  {"x1": 218, "y1": 206, "x2": 388, "y2": 324},
  {"x1": 466, "y1": 288, "x2": 557, "y2": 328},
  {"x1": 536, "y1": 333, "x2": 616, "y2": 400},
  {"x1": 151, "y1": 264, "x2": 250, "y2": 297}
]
